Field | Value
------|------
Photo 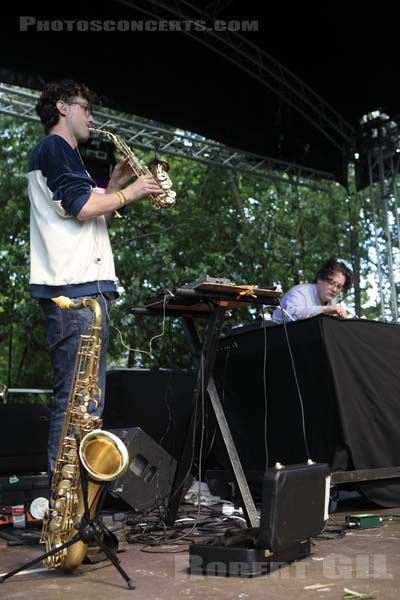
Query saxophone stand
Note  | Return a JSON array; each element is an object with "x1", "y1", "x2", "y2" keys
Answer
[{"x1": 0, "y1": 442, "x2": 136, "y2": 590}]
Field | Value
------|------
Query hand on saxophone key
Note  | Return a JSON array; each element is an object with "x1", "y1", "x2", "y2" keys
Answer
[
  {"x1": 90, "y1": 128, "x2": 176, "y2": 210},
  {"x1": 77, "y1": 174, "x2": 163, "y2": 221},
  {"x1": 124, "y1": 174, "x2": 162, "y2": 203},
  {"x1": 106, "y1": 158, "x2": 134, "y2": 192}
]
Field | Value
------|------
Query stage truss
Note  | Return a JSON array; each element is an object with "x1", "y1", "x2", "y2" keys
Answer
[{"x1": 0, "y1": 82, "x2": 335, "y2": 193}]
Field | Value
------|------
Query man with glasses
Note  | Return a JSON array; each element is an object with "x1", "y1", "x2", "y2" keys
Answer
[
  {"x1": 272, "y1": 257, "x2": 354, "y2": 323},
  {"x1": 28, "y1": 79, "x2": 161, "y2": 475}
]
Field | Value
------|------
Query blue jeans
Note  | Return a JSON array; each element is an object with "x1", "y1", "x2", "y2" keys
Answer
[{"x1": 39, "y1": 294, "x2": 112, "y2": 474}]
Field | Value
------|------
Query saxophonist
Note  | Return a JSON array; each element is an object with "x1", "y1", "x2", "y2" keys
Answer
[{"x1": 28, "y1": 79, "x2": 161, "y2": 477}]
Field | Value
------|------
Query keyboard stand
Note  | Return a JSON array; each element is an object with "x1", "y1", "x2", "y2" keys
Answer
[{"x1": 131, "y1": 283, "x2": 280, "y2": 527}]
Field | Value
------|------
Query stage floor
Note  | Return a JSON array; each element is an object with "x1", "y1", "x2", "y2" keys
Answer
[{"x1": 0, "y1": 494, "x2": 399, "y2": 600}]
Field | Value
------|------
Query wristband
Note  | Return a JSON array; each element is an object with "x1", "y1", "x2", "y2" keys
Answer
[{"x1": 116, "y1": 190, "x2": 126, "y2": 207}]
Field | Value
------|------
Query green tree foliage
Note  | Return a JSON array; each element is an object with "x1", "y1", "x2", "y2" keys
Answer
[
  {"x1": 0, "y1": 118, "x2": 52, "y2": 395},
  {"x1": 0, "y1": 115, "x2": 375, "y2": 392}
]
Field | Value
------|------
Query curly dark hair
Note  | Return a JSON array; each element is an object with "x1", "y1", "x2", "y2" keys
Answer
[
  {"x1": 313, "y1": 257, "x2": 354, "y2": 294},
  {"x1": 35, "y1": 79, "x2": 96, "y2": 134}
]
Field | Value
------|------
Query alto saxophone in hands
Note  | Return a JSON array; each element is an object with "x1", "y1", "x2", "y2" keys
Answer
[{"x1": 90, "y1": 128, "x2": 176, "y2": 209}]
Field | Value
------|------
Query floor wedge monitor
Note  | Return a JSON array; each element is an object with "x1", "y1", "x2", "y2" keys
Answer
[{"x1": 107, "y1": 427, "x2": 177, "y2": 513}]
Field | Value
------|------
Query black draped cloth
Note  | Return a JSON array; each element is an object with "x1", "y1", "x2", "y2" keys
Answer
[{"x1": 211, "y1": 315, "x2": 400, "y2": 507}]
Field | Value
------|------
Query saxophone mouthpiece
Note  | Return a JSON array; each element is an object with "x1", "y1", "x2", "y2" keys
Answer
[{"x1": 51, "y1": 296, "x2": 73, "y2": 309}]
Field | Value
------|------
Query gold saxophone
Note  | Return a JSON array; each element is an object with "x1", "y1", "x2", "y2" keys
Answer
[
  {"x1": 90, "y1": 127, "x2": 176, "y2": 209},
  {"x1": 40, "y1": 296, "x2": 129, "y2": 572}
]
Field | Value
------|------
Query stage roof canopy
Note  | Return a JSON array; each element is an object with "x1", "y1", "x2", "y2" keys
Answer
[{"x1": 1, "y1": 3, "x2": 399, "y2": 186}]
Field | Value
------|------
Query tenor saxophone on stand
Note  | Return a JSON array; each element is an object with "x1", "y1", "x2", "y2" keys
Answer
[
  {"x1": 90, "y1": 127, "x2": 176, "y2": 209},
  {"x1": 40, "y1": 296, "x2": 129, "y2": 572}
]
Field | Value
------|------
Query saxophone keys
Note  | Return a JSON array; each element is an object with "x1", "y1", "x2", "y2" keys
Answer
[
  {"x1": 56, "y1": 479, "x2": 72, "y2": 496},
  {"x1": 61, "y1": 464, "x2": 76, "y2": 479},
  {"x1": 65, "y1": 447, "x2": 78, "y2": 462},
  {"x1": 54, "y1": 497, "x2": 67, "y2": 511},
  {"x1": 49, "y1": 516, "x2": 63, "y2": 531}
]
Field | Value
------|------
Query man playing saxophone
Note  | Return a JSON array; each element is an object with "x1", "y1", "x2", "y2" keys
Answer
[{"x1": 28, "y1": 78, "x2": 161, "y2": 476}]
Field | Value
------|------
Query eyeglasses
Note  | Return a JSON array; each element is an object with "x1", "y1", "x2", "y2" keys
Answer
[
  {"x1": 324, "y1": 277, "x2": 344, "y2": 292},
  {"x1": 67, "y1": 100, "x2": 92, "y2": 116}
]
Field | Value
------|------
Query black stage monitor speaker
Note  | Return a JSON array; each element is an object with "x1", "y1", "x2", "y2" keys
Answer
[
  {"x1": 257, "y1": 461, "x2": 330, "y2": 551},
  {"x1": 190, "y1": 462, "x2": 330, "y2": 577},
  {"x1": 107, "y1": 427, "x2": 177, "y2": 513}
]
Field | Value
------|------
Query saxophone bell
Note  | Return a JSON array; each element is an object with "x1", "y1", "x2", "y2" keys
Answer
[
  {"x1": 79, "y1": 429, "x2": 129, "y2": 482},
  {"x1": 148, "y1": 158, "x2": 170, "y2": 172}
]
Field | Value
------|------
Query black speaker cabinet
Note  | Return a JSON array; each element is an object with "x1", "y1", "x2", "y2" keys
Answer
[
  {"x1": 190, "y1": 462, "x2": 329, "y2": 577},
  {"x1": 0, "y1": 403, "x2": 50, "y2": 474},
  {"x1": 107, "y1": 427, "x2": 177, "y2": 513},
  {"x1": 257, "y1": 462, "x2": 330, "y2": 551}
]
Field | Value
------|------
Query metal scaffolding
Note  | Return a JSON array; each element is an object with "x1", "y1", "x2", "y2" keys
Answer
[
  {"x1": 0, "y1": 83, "x2": 336, "y2": 193},
  {"x1": 357, "y1": 110, "x2": 400, "y2": 321}
]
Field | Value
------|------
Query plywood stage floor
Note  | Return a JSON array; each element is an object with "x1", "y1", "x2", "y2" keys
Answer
[{"x1": 1, "y1": 492, "x2": 399, "y2": 600}]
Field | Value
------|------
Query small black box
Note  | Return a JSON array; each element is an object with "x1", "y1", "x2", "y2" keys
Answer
[
  {"x1": 189, "y1": 540, "x2": 311, "y2": 577},
  {"x1": 0, "y1": 404, "x2": 50, "y2": 474},
  {"x1": 190, "y1": 462, "x2": 329, "y2": 577},
  {"x1": 0, "y1": 473, "x2": 50, "y2": 511},
  {"x1": 257, "y1": 462, "x2": 330, "y2": 551}
]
